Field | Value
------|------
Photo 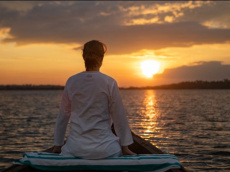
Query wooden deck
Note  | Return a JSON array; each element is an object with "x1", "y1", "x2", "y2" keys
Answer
[{"x1": 3, "y1": 132, "x2": 187, "y2": 172}]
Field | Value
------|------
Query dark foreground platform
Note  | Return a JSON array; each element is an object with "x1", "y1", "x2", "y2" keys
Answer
[{"x1": 3, "y1": 132, "x2": 187, "y2": 172}]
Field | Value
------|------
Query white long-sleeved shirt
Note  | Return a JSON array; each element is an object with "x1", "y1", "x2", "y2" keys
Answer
[{"x1": 54, "y1": 71, "x2": 133, "y2": 159}]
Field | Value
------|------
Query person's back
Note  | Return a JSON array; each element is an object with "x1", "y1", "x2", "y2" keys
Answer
[
  {"x1": 61, "y1": 72, "x2": 122, "y2": 159},
  {"x1": 53, "y1": 40, "x2": 135, "y2": 159}
]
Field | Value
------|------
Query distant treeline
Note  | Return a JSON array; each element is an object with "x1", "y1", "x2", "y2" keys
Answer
[
  {"x1": 121, "y1": 79, "x2": 230, "y2": 90},
  {"x1": 1, "y1": 79, "x2": 230, "y2": 90},
  {"x1": 0, "y1": 84, "x2": 64, "y2": 90}
]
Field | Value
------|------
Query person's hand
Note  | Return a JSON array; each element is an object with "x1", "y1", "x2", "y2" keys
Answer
[
  {"x1": 122, "y1": 146, "x2": 136, "y2": 155},
  {"x1": 52, "y1": 145, "x2": 62, "y2": 154}
]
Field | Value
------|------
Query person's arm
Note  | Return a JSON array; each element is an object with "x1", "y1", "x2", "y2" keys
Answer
[
  {"x1": 53, "y1": 82, "x2": 71, "y2": 153},
  {"x1": 109, "y1": 81, "x2": 136, "y2": 155},
  {"x1": 122, "y1": 146, "x2": 136, "y2": 155}
]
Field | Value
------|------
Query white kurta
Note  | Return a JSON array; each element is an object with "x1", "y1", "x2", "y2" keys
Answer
[{"x1": 54, "y1": 71, "x2": 133, "y2": 159}]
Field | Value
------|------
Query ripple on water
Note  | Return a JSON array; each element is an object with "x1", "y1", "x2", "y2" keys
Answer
[{"x1": 121, "y1": 89, "x2": 230, "y2": 172}]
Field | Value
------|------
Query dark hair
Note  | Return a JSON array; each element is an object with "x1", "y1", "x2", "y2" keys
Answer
[{"x1": 83, "y1": 40, "x2": 107, "y2": 70}]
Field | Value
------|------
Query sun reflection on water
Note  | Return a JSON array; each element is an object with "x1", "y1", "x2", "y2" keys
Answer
[
  {"x1": 141, "y1": 90, "x2": 159, "y2": 139},
  {"x1": 121, "y1": 89, "x2": 171, "y2": 151}
]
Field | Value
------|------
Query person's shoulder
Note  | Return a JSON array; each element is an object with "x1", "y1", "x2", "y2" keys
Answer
[
  {"x1": 99, "y1": 72, "x2": 117, "y2": 83},
  {"x1": 72, "y1": 71, "x2": 88, "y2": 78},
  {"x1": 65, "y1": 72, "x2": 85, "y2": 83}
]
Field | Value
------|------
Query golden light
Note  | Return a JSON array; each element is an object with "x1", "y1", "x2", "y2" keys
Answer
[{"x1": 140, "y1": 60, "x2": 161, "y2": 78}]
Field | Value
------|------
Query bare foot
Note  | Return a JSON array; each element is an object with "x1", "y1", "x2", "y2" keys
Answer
[{"x1": 52, "y1": 146, "x2": 62, "y2": 154}]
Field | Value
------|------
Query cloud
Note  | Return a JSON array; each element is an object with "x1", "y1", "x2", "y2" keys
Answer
[
  {"x1": 0, "y1": 1, "x2": 40, "y2": 12},
  {"x1": 155, "y1": 61, "x2": 230, "y2": 82},
  {"x1": 178, "y1": 1, "x2": 230, "y2": 29},
  {"x1": 120, "y1": 1, "x2": 209, "y2": 25},
  {"x1": 0, "y1": 2, "x2": 230, "y2": 54}
]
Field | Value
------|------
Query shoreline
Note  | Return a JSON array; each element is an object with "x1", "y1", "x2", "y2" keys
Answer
[{"x1": 1, "y1": 80, "x2": 230, "y2": 90}]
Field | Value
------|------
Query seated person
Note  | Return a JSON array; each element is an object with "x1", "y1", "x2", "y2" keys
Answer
[{"x1": 53, "y1": 40, "x2": 136, "y2": 159}]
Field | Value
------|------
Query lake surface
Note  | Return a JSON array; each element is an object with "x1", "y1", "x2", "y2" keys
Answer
[{"x1": 0, "y1": 90, "x2": 230, "y2": 171}]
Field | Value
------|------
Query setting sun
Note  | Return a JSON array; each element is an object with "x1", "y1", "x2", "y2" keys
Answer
[{"x1": 140, "y1": 60, "x2": 161, "y2": 78}]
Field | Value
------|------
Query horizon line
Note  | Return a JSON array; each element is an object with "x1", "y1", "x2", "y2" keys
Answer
[{"x1": 0, "y1": 79, "x2": 229, "y2": 90}]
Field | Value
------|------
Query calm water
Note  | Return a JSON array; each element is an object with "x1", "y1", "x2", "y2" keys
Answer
[{"x1": 0, "y1": 90, "x2": 230, "y2": 171}]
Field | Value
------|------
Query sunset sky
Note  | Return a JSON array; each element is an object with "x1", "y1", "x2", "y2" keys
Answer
[{"x1": 0, "y1": 1, "x2": 230, "y2": 87}]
